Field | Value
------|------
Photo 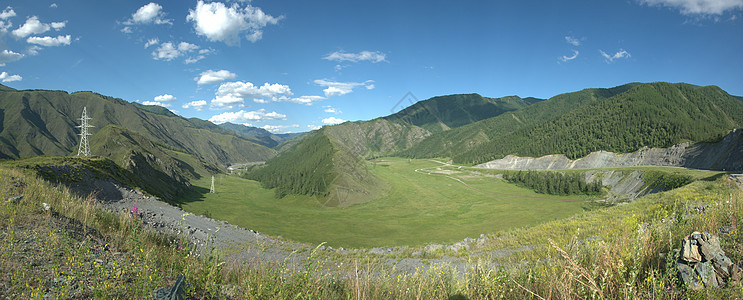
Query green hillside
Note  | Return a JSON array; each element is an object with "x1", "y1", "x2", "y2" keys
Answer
[
  {"x1": 399, "y1": 82, "x2": 743, "y2": 164},
  {"x1": 90, "y1": 125, "x2": 220, "y2": 199},
  {"x1": 0, "y1": 86, "x2": 276, "y2": 166},
  {"x1": 246, "y1": 129, "x2": 385, "y2": 207},
  {"x1": 453, "y1": 82, "x2": 743, "y2": 164},
  {"x1": 383, "y1": 93, "x2": 538, "y2": 133},
  {"x1": 399, "y1": 83, "x2": 640, "y2": 159}
]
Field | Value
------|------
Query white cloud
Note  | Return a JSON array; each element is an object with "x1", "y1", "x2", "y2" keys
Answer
[
  {"x1": 182, "y1": 100, "x2": 208, "y2": 111},
  {"x1": 0, "y1": 21, "x2": 11, "y2": 33},
  {"x1": 307, "y1": 124, "x2": 321, "y2": 130},
  {"x1": 208, "y1": 109, "x2": 286, "y2": 124},
  {"x1": 50, "y1": 3, "x2": 58, "y2": 8},
  {"x1": 261, "y1": 124, "x2": 299, "y2": 133},
  {"x1": 26, "y1": 46, "x2": 41, "y2": 55},
  {"x1": 178, "y1": 42, "x2": 199, "y2": 52},
  {"x1": 26, "y1": 35, "x2": 71, "y2": 47},
  {"x1": 253, "y1": 98, "x2": 268, "y2": 103},
  {"x1": 559, "y1": 50, "x2": 579, "y2": 62},
  {"x1": 211, "y1": 94, "x2": 244, "y2": 109},
  {"x1": 154, "y1": 94, "x2": 176, "y2": 102},
  {"x1": 0, "y1": 71, "x2": 22, "y2": 82},
  {"x1": 129, "y1": 2, "x2": 172, "y2": 25},
  {"x1": 276, "y1": 95, "x2": 325, "y2": 105},
  {"x1": 12, "y1": 16, "x2": 50, "y2": 38},
  {"x1": 600, "y1": 49, "x2": 631, "y2": 63},
  {"x1": 185, "y1": 55, "x2": 206, "y2": 64},
  {"x1": 144, "y1": 38, "x2": 159, "y2": 48},
  {"x1": 565, "y1": 36, "x2": 581, "y2": 46},
  {"x1": 324, "y1": 106, "x2": 341, "y2": 114},
  {"x1": 121, "y1": 26, "x2": 133, "y2": 33},
  {"x1": 314, "y1": 79, "x2": 375, "y2": 97},
  {"x1": 186, "y1": 0, "x2": 282, "y2": 46},
  {"x1": 0, "y1": 49, "x2": 23, "y2": 65},
  {"x1": 51, "y1": 21, "x2": 66, "y2": 30},
  {"x1": 196, "y1": 69, "x2": 236, "y2": 85},
  {"x1": 0, "y1": 6, "x2": 16, "y2": 19},
  {"x1": 152, "y1": 41, "x2": 204, "y2": 62},
  {"x1": 213, "y1": 81, "x2": 293, "y2": 107},
  {"x1": 321, "y1": 117, "x2": 346, "y2": 125},
  {"x1": 142, "y1": 100, "x2": 171, "y2": 107},
  {"x1": 640, "y1": 0, "x2": 743, "y2": 15},
  {"x1": 323, "y1": 50, "x2": 387, "y2": 63}
]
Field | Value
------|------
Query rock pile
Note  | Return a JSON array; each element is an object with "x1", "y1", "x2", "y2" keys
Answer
[{"x1": 676, "y1": 231, "x2": 742, "y2": 290}]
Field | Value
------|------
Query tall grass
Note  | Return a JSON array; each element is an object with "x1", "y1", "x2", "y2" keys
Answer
[{"x1": 1, "y1": 166, "x2": 742, "y2": 299}]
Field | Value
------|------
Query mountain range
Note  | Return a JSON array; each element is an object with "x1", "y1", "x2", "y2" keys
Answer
[{"x1": 1, "y1": 82, "x2": 741, "y2": 204}]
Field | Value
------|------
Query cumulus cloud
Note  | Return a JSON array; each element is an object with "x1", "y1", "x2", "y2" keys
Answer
[
  {"x1": 154, "y1": 94, "x2": 176, "y2": 102},
  {"x1": 307, "y1": 124, "x2": 321, "y2": 130},
  {"x1": 128, "y1": 2, "x2": 172, "y2": 25},
  {"x1": 186, "y1": 0, "x2": 282, "y2": 46},
  {"x1": 0, "y1": 6, "x2": 16, "y2": 19},
  {"x1": 152, "y1": 41, "x2": 204, "y2": 62},
  {"x1": 50, "y1": 3, "x2": 58, "y2": 8},
  {"x1": 314, "y1": 79, "x2": 375, "y2": 97},
  {"x1": 51, "y1": 21, "x2": 66, "y2": 30},
  {"x1": 0, "y1": 71, "x2": 22, "y2": 82},
  {"x1": 640, "y1": 0, "x2": 743, "y2": 15},
  {"x1": 321, "y1": 117, "x2": 346, "y2": 125},
  {"x1": 26, "y1": 35, "x2": 71, "y2": 46},
  {"x1": 12, "y1": 16, "x2": 51, "y2": 38},
  {"x1": 208, "y1": 109, "x2": 286, "y2": 124},
  {"x1": 211, "y1": 81, "x2": 292, "y2": 108},
  {"x1": 182, "y1": 100, "x2": 208, "y2": 111},
  {"x1": 0, "y1": 49, "x2": 24, "y2": 65},
  {"x1": 559, "y1": 50, "x2": 579, "y2": 62},
  {"x1": 323, "y1": 50, "x2": 387, "y2": 63},
  {"x1": 600, "y1": 49, "x2": 631, "y2": 63},
  {"x1": 142, "y1": 100, "x2": 171, "y2": 107},
  {"x1": 195, "y1": 69, "x2": 236, "y2": 85}
]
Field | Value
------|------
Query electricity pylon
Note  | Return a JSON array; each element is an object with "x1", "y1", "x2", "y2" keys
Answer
[{"x1": 77, "y1": 107, "x2": 94, "y2": 156}]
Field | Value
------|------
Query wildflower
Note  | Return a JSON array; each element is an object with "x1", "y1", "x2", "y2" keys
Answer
[{"x1": 131, "y1": 202, "x2": 139, "y2": 219}]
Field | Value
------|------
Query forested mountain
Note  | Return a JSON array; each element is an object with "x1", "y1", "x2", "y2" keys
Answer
[
  {"x1": 245, "y1": 129, "x2": 385, "y2": 207},
  {"x1": 383, "y1": 93, "x2": 540, "y2": 133},
  {"x1": 398, "y1": 83, "x2": 641, "y2": 159},
  {"x1": 0, "y1": 85, "x2": 276, "y2": 165},
  {"x1": 403, "y1": 83, "x2": 743, "y2": 164}
]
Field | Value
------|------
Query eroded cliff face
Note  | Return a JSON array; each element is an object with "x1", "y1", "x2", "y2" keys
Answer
[{"x1": 476, "y1": 129, "x2": 743, "y2": 171}]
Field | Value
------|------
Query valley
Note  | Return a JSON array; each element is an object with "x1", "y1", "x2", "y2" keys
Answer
[
  {"x1": 179, "y1": 158, "x2": 590, "y2": 248},
  {"x1": 2, "y1": 81, "x2": 742, "y2": 298}
]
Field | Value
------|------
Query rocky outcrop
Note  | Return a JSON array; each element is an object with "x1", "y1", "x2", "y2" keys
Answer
[
  {"x1": 677, "y1": 231, "x2": 742, "y2": 290},
  {"x1": 476, "y1": 129, "x2": 743, "y2": 171}
]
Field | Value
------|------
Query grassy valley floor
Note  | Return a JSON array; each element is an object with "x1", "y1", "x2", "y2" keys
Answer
[{"x1": 178, "y1": 158, "x2": 589, "y2": 248}]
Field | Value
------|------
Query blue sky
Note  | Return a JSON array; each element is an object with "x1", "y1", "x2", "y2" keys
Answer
[{"x1": 1, "y1": 0, "x2": 742, "y2": 133}]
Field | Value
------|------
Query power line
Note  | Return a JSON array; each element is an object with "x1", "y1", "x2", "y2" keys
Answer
[{"x1": 77, "y1": 107, "x2": 94, "y2": 156}]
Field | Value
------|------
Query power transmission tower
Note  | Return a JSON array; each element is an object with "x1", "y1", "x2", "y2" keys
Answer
[
  {"x1": 209, "y1": 175, "x2": 215, "y2": 193},
  {"x1": 77, "y1": 106, "x2": 94, "y2": 156}
]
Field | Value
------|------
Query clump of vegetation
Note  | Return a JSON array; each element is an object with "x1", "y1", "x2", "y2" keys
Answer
[
  {"x1": 642, "y1": 170, "x2": 693, "y2": 190},
  {"x1": 502, "y1": 170, "x2": 603, "y2": 195}
]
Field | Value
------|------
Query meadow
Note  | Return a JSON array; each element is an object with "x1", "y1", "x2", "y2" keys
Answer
[{"x1": 179, "y1": 158, "x2": 590, "y2": 248}]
